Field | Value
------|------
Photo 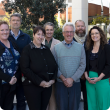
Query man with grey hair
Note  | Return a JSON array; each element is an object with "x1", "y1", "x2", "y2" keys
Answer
[
  {"x1": 42, "y1": 22, "x2": 60, "y2": 110},
  {"x1": 8, "y1": 13, "x2": 31, "y2": 110},
  {"x1": 52, "y1": 22, "x2": 86, "y2": 110}
]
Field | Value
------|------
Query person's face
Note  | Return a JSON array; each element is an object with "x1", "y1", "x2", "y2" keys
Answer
[
  {"x1": 63, "y1": 25, "x2": 74, "y2": 43},
  {"x1": 91, "y1": 29, "x2": 100, "y2": 43},
  {"x1": 75, "y1": 21, "x2": 86, "y2": 37},
  {"x1": 45, "y1": 25, "x2": 54, "y2": 38},
  {"x1": 10, "y1": 16, "x2": 21, "y2": 29},
  {"x1": 0, "y1": 24, "x2": 9, "y2": 41},
  {"x1": 33, "y1": 30, "x2": 45, "y2": 45}
]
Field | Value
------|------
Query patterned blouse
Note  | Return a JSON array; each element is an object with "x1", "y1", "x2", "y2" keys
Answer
[{"x1": 0, "y1": 41, "x2": 20, "y2": 84}]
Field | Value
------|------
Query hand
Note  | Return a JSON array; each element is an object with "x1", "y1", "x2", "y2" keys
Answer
[
  {"x1": 49, "y1": 80, "x2": 55, "y2": 85},
  {"x1": 87, "y1": 77, "x2": 95, "y2": 84},
  {"x1": 66, "y1": 78, "x2": 73, "y2": 87},
  {"x1": 90, "y1": 77, "x2": 99, "y2": 84},
  {"x1": 40, "y1": 81, "x2": 51, "y2": 88},
  {"x1": 9, "y1": 76, "x2": 17, "y2": 85}
]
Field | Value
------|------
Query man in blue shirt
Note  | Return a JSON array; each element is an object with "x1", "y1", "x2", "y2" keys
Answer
[{"x1": 8, "y1": 13, "x2": 31, "y2": 110}]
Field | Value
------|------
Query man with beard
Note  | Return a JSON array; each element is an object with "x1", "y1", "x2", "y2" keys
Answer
[{"x1": 74, "y1": 20, "x2": 88, "y2": 110}]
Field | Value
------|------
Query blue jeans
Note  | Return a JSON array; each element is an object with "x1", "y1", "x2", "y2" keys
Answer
[
  {"x1": 16, "y1": 81, "x2": 26, "y2": 110},
  {"x1": 55, "y1": 81, "x2": 81, "y2": 110}
]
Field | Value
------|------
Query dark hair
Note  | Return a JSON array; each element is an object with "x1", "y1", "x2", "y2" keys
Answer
[
  {"x1": 0, "y1": 21, "x2": 9, "y2": 27},
  {"x1": 86, "y1": 26, "x2": 107, "y2": 50},
  {"x1": 33, "y1": 26, "x2": 46, "y2": 35}
]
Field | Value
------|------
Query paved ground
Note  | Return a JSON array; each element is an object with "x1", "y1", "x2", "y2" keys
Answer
[
  {"x1": 13, "y1": 101, "x2": 84, "y2": 110},
  {"x1": 13, "y1": 93, "x2": 84, "y2": 110}
]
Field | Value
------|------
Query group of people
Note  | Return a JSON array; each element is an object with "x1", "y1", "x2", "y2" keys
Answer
[{"x1": 0, "y1": 12, "x2": 110, "y2": 110}]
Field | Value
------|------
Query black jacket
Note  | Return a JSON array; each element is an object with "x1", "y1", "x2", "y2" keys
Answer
[
  {"x1": 20, "y1": 44, "x2": 58, "y2": 86},
  {"x1": 85, "y1": 44, "x2": 110, "y2": 79}
]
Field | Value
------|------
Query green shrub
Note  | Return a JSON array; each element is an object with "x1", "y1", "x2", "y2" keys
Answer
[
  {"x1": 54, "y1": 27, "x2": 64, "y2": 41},
  {"x1": 21, "y1": 27, "x2": 64, "y2": 41},
  {"x1": 21, "y1": 29, "x2": 33, "y2": 40}
]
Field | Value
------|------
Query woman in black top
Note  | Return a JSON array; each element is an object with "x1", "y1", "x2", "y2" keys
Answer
[
  {"x1": 20, "y1": 26, "x2": 58, "y2": 110},
  {"x1": 85, "y1": 26, "x2": 110, "y2": 110},
  {"x1": 0, "y1": 21, "x2": 20, "y2": 110}
]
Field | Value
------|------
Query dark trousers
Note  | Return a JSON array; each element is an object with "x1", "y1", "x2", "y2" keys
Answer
[
  {"x1": 80, "y1": 79, "x2": 88, "y2": 110},
  {"x1": 55, "y1": 81, "x2": 81, "y2": 110},
  {"x1": 16, "y1": 81, "x2": 26, "y2": 110},
  {"x1": 1, "y1": 84, "x2": 15, "y2": 110},
  {"x1": 23, "y1": 83, "x2": 52, "y2": 110}
]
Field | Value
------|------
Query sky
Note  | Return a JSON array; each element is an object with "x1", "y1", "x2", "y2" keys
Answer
[{"x1": 88, "y1": 0, "x2": 110, "y2": 7}]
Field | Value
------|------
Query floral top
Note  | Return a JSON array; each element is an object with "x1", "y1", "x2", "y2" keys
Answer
[{"x1": 0, "y1": 41, "x2": 20, "y2": 84}]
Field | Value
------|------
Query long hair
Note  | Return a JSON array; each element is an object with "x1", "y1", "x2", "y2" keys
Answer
[{"x1": 86, "y1": 26, "x2": 107, "y2": 50}]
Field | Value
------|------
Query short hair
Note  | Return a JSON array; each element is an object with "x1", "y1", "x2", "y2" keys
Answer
[
  {"x1": 43, "y1": 22, "x2": 54, "y2": 29},
  {"x1": 107, "y1": 24, "x2": 110, "y2": 33},
  {"x1": 62, "y1": 22, "x2": 75, "y2": 32},
  {"x1": 10, "y1": 13, "x2": 22, "y2": 22},
  {"x1": 0, "y1": 21, "x2": 9, "y2": 27},
  {"x1": 75, "y1": 20, "x2": 85, "y2": 26},
  {"x1": 33, "y1": 26, "x2": 46, "y2": 35}
]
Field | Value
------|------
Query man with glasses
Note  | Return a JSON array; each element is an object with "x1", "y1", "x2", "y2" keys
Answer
[
  {"x1": 52, "y1": 22, "x2": 86, "y2": 110},
  {"x1": 8, "y1": 13, "x2": 31, "y2": 110},
  {"x1": 74, "y1": 20, "x2": 88, "y2": 110}
]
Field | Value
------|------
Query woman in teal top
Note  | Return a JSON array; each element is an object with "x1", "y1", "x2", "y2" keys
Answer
[
  {"x1": 0, "y1": 21, "x2": 20, "y2": 110},
  {"x1": 85, "y1": 26, "x2": 110, "y2": 110}
]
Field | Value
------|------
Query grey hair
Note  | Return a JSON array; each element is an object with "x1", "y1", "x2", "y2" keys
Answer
[
  {"x1": 107, "y1": 24, "x2": 110, "y2": 33},
  {"x1": 62, "y1": 22, "x2": 75, "y2": 32},
  {"x1": 44, "y1": 22, "x2": 54, "y2": 29},
  {"x1": 10, "y1": 13, "x2": 22, "y2": 22}
]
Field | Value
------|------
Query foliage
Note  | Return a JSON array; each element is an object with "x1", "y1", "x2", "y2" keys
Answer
[
  {"x1": 54, "y1": 27, "x2": 64, "y2": 41},
  {"x1": 2, "y1": 0, "x2": 66, "y2": 29},
  {"x1": 2, "y1": 12, "x2": 10, "y2": 24},
  {"x1": 21, "y1": 26, "x2": 64, "y2": 41},
  {"x1": 21, "y1": 29, "x2": 33, "y2": 40},
  {"x1": 90, "y1": 14, "x2": 110, "y2": 25}
]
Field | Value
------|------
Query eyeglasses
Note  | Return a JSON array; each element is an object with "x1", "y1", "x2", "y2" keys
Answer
[
  {"x1": 64, "y1": 31, "x2": 74, "y2": 34},
  {"x1": 90, "y1": 32, "x2": 99, "y2": 36}
]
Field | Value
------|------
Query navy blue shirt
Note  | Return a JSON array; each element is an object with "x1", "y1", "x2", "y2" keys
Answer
[{"x1": 8, "y1": 30, "x2": 31, "y2": 53}]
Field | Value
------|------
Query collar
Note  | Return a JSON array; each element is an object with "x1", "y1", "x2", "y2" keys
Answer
[
  {"x1": 10, "y1": 30, "x2": 21, "y2": 40},
  {"x1": 29, "y1": 42, "x2": 46, "y2": 49},
  {"x1": 63, "y1": 40, "x2": 74, "y2": 45}
]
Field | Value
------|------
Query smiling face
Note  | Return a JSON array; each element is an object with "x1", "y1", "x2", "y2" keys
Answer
[
  {"x1": 0, "y1": 24, "x2": 9, "y2": 41},
  {"x1": 45, "y1": 25, "x2": 54, "y2": 38},
  {"x1": 10, "y1": 16, "x2": 21, "y2": 29},
  {"x1": 63, "y1": 25, "x2": 74, "y2": 44},
  {"x1": 91, "y1": 29, "x2": 101, "y2": 43},
  {"x1": 33, "y1": 30, "x2": 45, "y2": 46},
  {"x1": 75, "y1": 21, "x2": 86, "y2": 37}
]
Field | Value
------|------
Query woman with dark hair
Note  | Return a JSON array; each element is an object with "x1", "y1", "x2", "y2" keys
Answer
[
  {"x1": 20, "y1": 26, "x2": 58, "y2": 110},
  {"x1": 85, "y1": 26, "x2": 110, "y2": 110},
  {"x1": 0, "y1": 21, "x2": 20, "y2": 110}
]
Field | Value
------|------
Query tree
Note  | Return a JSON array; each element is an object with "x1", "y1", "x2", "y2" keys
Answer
[
  {"x1": 90, "y1": 14, "x2": 110, "y2": 25},
  {"x1": 2, "y1": 0, "x2": 66, "y2": 29}
]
